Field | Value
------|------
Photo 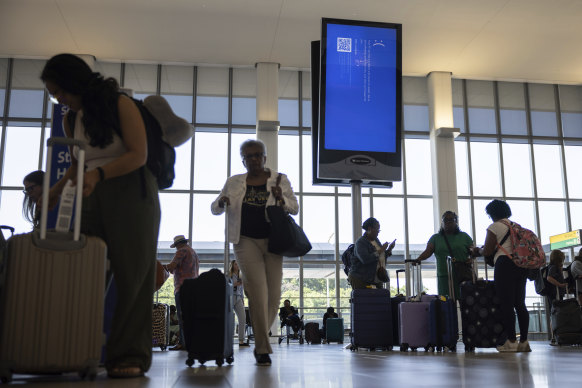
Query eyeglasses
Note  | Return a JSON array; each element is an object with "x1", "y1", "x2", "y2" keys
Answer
[
  {"x1": 23, "y1": 184, "x2": 38, "y2": 195},
  {"x1": 243, "y1": 152, "x2": 265, "y2": 160}
]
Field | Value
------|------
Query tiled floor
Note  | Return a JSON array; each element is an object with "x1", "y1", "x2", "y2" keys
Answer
[{"x1": 5, "y1": 340, "x2": 581, "y2": 387}]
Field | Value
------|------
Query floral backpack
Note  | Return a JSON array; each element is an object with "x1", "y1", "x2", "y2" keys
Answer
[{"x1": 497, "y1": 220, "x2": 545, "y2": 269}]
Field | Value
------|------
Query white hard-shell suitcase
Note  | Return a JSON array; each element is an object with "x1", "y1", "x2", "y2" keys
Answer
[{"x1": 0, "y1": 138, "x2": 107, "y2": 383}]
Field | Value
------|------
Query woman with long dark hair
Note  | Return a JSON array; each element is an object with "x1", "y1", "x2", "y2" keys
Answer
[
  {"x1": 22, "y1": 170, "x2": 44, "y2": 228},
  {"x1": 41, "y1": 53, "x2": 160, "y2": 378}
]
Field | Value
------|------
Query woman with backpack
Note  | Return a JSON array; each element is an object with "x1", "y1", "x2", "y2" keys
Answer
[
  {"x1": 471, "y1": 199, "x2": 530, "y2": 352},
  {"x1": 41, "y1": 54, "x2": 160, "y2": 378},
  {"x1": 348, "y1": 217, "x2": 395, "y2": 289}
]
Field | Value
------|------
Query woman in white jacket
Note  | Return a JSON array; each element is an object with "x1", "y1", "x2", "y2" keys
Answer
[{"x1": 211, "y1": 139, "x2": 298, "y2": 366}]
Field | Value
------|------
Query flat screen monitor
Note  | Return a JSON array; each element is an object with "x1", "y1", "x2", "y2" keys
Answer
[
  {"x1": 311, "y1": 40, "x2": 391, "y2": 188},
  {"x1": 318, "y1": 18, "x2": 402, "y2": 183}
]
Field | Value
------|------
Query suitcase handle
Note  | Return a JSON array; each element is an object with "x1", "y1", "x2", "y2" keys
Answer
[{"x1": 40, "y1": 138, "x2": 86, "y2": 241}]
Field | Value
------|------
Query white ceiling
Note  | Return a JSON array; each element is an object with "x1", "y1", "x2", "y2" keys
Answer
[{"x1": 1, "y1": 0, "x2": 582, "y2": 84}]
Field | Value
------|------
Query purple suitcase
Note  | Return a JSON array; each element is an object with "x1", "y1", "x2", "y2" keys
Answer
[{"x1": 398, "y1": 260, "x2": 432, "y2": 351}]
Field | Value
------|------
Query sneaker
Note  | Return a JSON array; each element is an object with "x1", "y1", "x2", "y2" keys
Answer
[
  {"x1": 496, "y1": 340, "x2": 518, "y2": 352},
  {"x1": 517, "y1": 340, "x2": 532, "y2": 352}
]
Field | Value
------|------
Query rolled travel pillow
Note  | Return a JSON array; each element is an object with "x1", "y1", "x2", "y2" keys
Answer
[{"x1": 144, "y1": 95, "x2": 194, "y2": 147}]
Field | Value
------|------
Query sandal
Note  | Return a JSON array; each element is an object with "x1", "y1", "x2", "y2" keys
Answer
[{"x1": 107, "y1": 365, "x2": 144, "y2": 379}]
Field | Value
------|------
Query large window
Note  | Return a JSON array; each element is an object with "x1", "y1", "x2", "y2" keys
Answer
[{"x1": 2, "y1": 57, "x2": 581, "y2": 330}]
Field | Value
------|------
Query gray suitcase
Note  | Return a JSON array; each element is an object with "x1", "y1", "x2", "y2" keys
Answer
[{"x1": 0, "y1": 139, "x2": 107, "y2": 383}]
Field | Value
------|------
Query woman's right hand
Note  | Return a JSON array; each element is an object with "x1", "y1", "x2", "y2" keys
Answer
[{"x1": 218, "y1": 196, "x2": 230, "y2": 208}]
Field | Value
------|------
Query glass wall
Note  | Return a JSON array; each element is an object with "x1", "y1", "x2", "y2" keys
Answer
[{"x1": 1, "y1": 57, "x2": 581, "y2": 335}]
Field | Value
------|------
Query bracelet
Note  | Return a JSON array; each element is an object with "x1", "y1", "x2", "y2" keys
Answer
[{"x1": 96, "y1": 167, "x2": 105, "y2": 182}]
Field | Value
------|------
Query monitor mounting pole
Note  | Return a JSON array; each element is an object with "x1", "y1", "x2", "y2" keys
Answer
[{"x1": 350, "y1": 180, "x2": 363, "y2": 244}]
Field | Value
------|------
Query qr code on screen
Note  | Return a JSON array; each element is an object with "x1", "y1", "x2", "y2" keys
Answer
[{"x1": 337, "y1": 37, "x2": 352, "y2": 53}]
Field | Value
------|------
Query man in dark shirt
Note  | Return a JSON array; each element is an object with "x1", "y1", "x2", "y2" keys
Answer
[{"x1": 279, "y1": 299, "x2": 302, "y2": 337}]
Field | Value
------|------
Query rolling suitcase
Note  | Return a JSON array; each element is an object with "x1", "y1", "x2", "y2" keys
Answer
[
  {"x1": 459, "y1": 259, "x2": 503, "y2": 351},
  {"x1": 427, "y1": 258, "x2": 459, "y2": 352},
  {"x1": 391, "y1": 269, "x2": 406, "y2": 345},
  {"x1": 305, "y1": 322, "x2": 322, "y2": 344},
  {"x1": 181, "y1": 268, "x2": 235, "y2": 367},
  {"x1": 325, "y1": 318, "x2": 344, "y2": 344},
  {"x1": 350, "y1": 288, "x2": 392, "y2": 351},
  {"x1": 550, "y1": 286, "x2": 582, "y2": 345},
  {"x1": 0, "y1": 139, "x2": 107, "y2": 383},
  {"x1": 398, "y1": 260, "x2": 431, "y2": 352},
  {"x1": 152, "y1": 303, "x2": 170, "y2": 350}
]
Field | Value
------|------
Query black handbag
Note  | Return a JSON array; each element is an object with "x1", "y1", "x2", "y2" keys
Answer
[
  {"x1": 267, "y1": 174, "x2": 312, "y2": 257},
  {"x1": 376, "y1": 267, "x2": 389, "y2": 283},
  {"x1": 442, "y1": 233, "x2": 473, "y2": 283}
]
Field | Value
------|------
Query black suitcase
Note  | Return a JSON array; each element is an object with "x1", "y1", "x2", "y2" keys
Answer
[
  {"x1": 551, "y1": 294, "x2": 582, "y2": 345},
  {"x1": 459, "y1": 279, "x2": 504, "y2": 351},
  {"x1": 350, "y1": 288, "x2": 393, "y2": 351},
  {"x1": 180, "y1": 268, "x2": 234, "y2": 367},
  {"x1": 304, "y1": 322, "x2": 322, "y2": 344}
]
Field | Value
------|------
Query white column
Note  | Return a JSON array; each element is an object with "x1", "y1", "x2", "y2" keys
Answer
[
  {"x1": 427, "y1": 72, "x2": 459, "y2": 231},
  {"x1": 255, "y1": 63, "x2": 280, "y2": 171}
]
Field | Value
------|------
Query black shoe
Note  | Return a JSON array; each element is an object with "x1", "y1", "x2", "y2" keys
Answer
[
  {"x1": 256, "y1": 353, "x2": 271, "y2": 366},
  {"x1": 254, "y1": 349, "x2": 272, "y2": 366},
  {"x1": 239, "y1": 342, "x2": 250, "y2": 347}
]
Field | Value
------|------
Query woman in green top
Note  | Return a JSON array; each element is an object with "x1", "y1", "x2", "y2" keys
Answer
[{"x1": 415, "y1": 211, "x2": 474, "y2": 298}]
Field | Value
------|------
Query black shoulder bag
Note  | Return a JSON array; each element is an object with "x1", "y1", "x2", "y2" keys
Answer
[
  {"x1": 443, "y1": 234, "x2": 473, "y2": 284},
  {"x1": 267, "y1": 174, "x2": 312, "y2": 257}
]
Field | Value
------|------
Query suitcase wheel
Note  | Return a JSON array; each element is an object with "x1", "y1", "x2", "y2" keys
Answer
[
  {"x1": 411, "y1": 347, "x2": 417, "y2": 352},
  {"x1": 0, "y1": 373, "x2": 12, "y2": 384},
  {"x1": 226, "y1": 356, "x2": 234, "y2": 364},
  {"x1": 299, "y1": 337, "x2": 304, "y2": 345},
  {"x1": 160, "y1": 345, "x2": 167, "y2": 351},
  {"x1": 199, "y1": 360, "x2": 206, "y2": 365},
  {"x1": 387, "y1": 346, "x2": 393, "y2": 351},
  {"x1": 400, "y1": 344, "x2": 408, "y2": 352},
  {"x1": 216, "y1": 359, "x2": 223, "y2": 367},
  {"x1": 186, "y1": 358, "x2": 195, "y2": 367}
]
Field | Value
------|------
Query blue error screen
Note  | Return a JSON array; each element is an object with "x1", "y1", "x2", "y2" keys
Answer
[{"x1": 324, "y1": 23, "x2": 397, "y2": 153}]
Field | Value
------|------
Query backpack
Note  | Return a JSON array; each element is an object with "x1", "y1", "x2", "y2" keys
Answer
[
  {"x1": 533, "y1": 265, "x2": 550, "y2": 296},
  {"x1": 66, "y1": 95, "x2": 192, "y2": 190},
  {"x1": 498, "y1": 220, "x2": 545, "y2": 269},
  {"x1": 304, "y1": 322, "x2": 321, "y2": 344},
  {"x1": 341, "y1": 244, "x2": 355, "y2": 276}
]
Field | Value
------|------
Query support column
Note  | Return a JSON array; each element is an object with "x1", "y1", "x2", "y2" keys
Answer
[
  {"x1": 255, "y1": 63, "x2": 280, "y2": 171},
  {"x1": 427, "y1": 72, "x2": 459, "y2": 231}
]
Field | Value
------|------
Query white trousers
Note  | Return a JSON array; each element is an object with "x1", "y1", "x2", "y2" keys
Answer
[
  {"x1": 233, "y1": 295, "x2": 245, "y2": 344},
  {"x1": 233, "y1": 236, "x2": 283, "y2": 354}
]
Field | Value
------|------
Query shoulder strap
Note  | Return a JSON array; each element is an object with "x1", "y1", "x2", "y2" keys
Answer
[
  {"x1": 66, "y1": 110, "x2": 77, "y2": 135},
  {"x1": 496, "y1": 228, "x2": 512, "y2": 257},
  {"x1": 442, "y1": 233, "x2": 455, "y2": 259},
  {"x1": 276, "y1": 173, "x2": 282, "y2": 187}
]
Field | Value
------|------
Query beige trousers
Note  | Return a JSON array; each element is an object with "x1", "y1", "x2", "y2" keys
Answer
[{"x1": 233, "y1": 236, "x2": 283, "y2": 354}]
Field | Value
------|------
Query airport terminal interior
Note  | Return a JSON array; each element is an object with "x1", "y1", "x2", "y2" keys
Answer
[{"x1": 2, "y1": 1, "x2": 582, "y2": 387}]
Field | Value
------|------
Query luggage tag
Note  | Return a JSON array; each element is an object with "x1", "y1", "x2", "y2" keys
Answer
[{"x1": 55, "y1": 179, "x2": 75, "y2": 233}]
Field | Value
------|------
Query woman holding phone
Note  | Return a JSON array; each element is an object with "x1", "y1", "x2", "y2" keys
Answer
[{"x1": 348, "y1": 217, "x2": 396, "y2": 289}]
